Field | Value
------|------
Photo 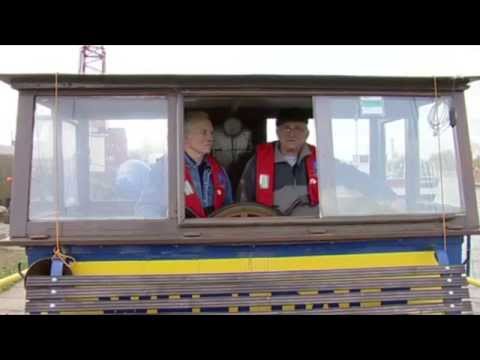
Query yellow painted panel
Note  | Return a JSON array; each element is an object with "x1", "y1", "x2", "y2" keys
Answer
[
  {"x1": 250, "y1": 292, "x2": 271, "y2": 297},
  {"x1": 335, "y1": 289, "x2": 350, "y2": 309},
  {"x1": 60, "y1": 311, "x2": 104, "y2": 315},
  {"x1": 360, "y1": 288, "x2": 381, "y2": 308},
  {"x1": 250, "y1": 306, "x2": 271, "y2": 312},
  {"x1": 70, "y1": 251, "x2": 437, "y2": 276}
]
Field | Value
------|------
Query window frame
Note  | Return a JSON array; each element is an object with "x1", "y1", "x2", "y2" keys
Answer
[
  {"x1": 313, "y1": 94, "x2": 466, "y2": 218},
  {"x1": 9, "y1": 87, "x2": 479, "y2": 245},
  {"x1": 11, "y1": 90, "x2": 180, "y2": 240},
  {"x1": 178, "y1": 90, "x2": 478, "y2": 233}
]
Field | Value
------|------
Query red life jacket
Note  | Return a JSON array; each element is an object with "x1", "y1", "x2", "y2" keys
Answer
[
  {"x1": 255, "y1": 143, "x2": 319, "y2": 207},
  {"x1": 184, "y1": 154, "x2": 226, "y2": 218}
]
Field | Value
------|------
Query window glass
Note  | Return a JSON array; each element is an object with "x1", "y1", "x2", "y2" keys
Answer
[
  {"x1": 30, "y1": 96, "x2": 169, "y2": 220},
  {"x1": 314, "y1": 96, "x2": 463, "y2": 216}
]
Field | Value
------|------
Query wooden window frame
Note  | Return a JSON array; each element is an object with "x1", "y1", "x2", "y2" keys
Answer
[{"x1": 8, "y1": 88, "x2": 478, "y2": 246}]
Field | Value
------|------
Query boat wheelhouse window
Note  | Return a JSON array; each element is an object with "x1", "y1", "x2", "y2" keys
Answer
[
  {"x1": 30, "y1": 96, "x2": 169, "y2": 220},
  {"x1": 183, "y1": 97, "x2": 318, "y2": 218},
  {"x1": 314, "y1": 96, "x2": 465, "y2": 217}
]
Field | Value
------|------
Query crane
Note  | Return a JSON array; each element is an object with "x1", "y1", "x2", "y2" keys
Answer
[{"x1": 79, "y1": 45, "x2": 106, "y2": 74}]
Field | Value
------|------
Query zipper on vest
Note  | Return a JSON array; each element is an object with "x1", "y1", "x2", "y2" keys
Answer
[{"x1": 293, "y1": 165, "x2": 297, "y2": 188}]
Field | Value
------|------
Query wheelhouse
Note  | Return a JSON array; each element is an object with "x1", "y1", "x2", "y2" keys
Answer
[{"x1": 0, "y1": 74, "x2": 478, "y2": 279}]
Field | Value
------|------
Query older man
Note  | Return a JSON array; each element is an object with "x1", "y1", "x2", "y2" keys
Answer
[
  {"x1": 136, "y1": 111, "x2": 233, "y2": 218},
  {"x1": 238, "y1": 108, "x2": 398, "y2": 216},
  {"x1": 238, "y1": 108, "x2": 319, "y2": 216},
  {"x1": 183, "y1": 111, "x2": 233, "y2": 217}
]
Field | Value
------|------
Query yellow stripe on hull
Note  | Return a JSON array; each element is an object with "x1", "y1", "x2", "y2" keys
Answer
[{"x1": 70, "y1": 251, "x2": 438, "y2": 276}]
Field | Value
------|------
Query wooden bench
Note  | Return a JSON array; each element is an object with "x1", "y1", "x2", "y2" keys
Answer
[{"x1": 25, "y1": 265, "x2": 472, "y2": 315}]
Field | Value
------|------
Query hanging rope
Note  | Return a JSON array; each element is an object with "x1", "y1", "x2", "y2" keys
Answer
[
  {"x1": 51, "y1": 73, "x2": 75, "y2": 268},
  {"x1": 432, "y1": 76, "x2": 448, "y2": 253}
]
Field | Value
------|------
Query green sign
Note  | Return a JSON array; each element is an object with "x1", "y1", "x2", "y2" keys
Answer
[{"x1": 360, "y1": 96, "x2": 384, "y2": 116}]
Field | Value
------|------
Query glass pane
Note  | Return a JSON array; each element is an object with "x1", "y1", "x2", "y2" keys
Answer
[
  {"x1": 331, "y1": 118, "x2": 370, "y2": 174},
  {"x1": 314, "y1": 96, "x2": 464, "y2": 217},
  {"x1": 384, "y1": 119, "x2": 406, "y2": 197},
  {"x1": 30, "y1": 96, "x2": 169, "y2": 220},
  {"x1": 417, "y1": 100, "x2": 462, "y2": 212}
]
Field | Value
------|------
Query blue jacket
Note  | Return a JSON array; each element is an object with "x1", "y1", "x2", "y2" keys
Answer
[
  {"x1": 184, "y1": 153, "x2": 233, "y2": 212},
  {"x1": 135, "y1": 154, "x2": 233, "y2": 218}
]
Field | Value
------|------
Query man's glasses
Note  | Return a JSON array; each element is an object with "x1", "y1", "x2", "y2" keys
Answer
[{"x1": 278, "y1": 125, "x2": 307, "y2": 134}]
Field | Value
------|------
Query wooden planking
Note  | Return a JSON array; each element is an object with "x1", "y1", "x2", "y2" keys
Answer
[
  {"x1": 26, "y1": 277, "x2": 467, "y2": 300},
  {"x1": 205, "y1": 302, "x2": 473, "y2": 315},
  {"x1": 25, "y1": 265, "x2": 471, "y2": 315},
  {"x1": 26, "y1": 288, "x2": 469, "y2": 313},
  {"x1": 26, "y1": 265, "x2": 466, "y2": 287}
]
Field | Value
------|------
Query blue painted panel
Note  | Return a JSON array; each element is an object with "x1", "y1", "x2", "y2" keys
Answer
[{"x1": 26, "y1": 236, "x2": 464, "y2": 265}]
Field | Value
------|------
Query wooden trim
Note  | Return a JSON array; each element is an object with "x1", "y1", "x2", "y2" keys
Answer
[
  {"x1": 27, "y1": 89, "x2": 459, "y2": 98},
  {"x1": 314, "y1": 96, "x2": 338, "y2": 215},
  {"x1": 181, "y1": 90, "x2": 458, "y2": 97},
  {"x1": 167, "y1": 95, "x2": 178, "y2": 220},
  {"x1": 30, "y1": 89, "x2": 179, "y2": 97},
  {"x1": 10, "y1": 93, "x2": 35, "y2": 238},
  {"x1": 453, "y1": 93, "x2": 479, "y2": 229},
  {"x1": 176, "y1": 95, "x2": 185, "y2": 225},
  {"x1": 26, "y1": 219, "x2": 179, "y2": 238},
  {"x1": 3, "y1": 228, "x2": 479, "y2": 247},
  {"x1": 2, "y1": 74, "x2": 470, "y2": 92},
  {"x1": 6, "y1": 218, "x2": 474, "y2": 247},
  {"x1": 181, "y1": 213, "x2": 461, "y2": 227},
  {"x1": 4, "y1": 230, "x2": 480, "y2": 247}
]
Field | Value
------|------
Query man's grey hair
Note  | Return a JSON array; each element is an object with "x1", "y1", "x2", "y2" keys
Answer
[{"x1": 184, "y1": 111, "x2": 211, "y2": 136}]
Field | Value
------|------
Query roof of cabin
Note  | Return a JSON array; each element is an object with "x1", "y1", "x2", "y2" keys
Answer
[{"x1": 0, "y1": 73, "x2": 476, "y2": 92}]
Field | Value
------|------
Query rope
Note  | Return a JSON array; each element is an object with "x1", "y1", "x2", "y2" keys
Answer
[
  {"x1": 51, "y1": 73, "x2": 75, "y2": 268},
  {"x1": 433, "y1": 76, "x2": 448, "y2": 253},
  {"x1": 467, "y1": 277, "x2": 480, "y2": 288}
]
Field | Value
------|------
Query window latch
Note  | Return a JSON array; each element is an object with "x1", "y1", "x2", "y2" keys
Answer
[
  {"x1": 183, "y1": 232, "x2": 201, "y2": 238},
  {"x1": 29, "y1": 234, "x2": 50, "y2": 240}
]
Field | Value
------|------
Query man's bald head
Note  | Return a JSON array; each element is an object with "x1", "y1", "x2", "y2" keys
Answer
[
  {"x1": 185, "y1": 111, "x2": 211, "y2": 137},
  {"x1": 184, "y1": 111, "x2": 214, "y2": 161}
]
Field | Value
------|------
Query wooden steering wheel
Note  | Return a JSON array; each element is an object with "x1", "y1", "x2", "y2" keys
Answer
[{"x1": 208, "y1": 202, "x2": 281, "y2": 218}]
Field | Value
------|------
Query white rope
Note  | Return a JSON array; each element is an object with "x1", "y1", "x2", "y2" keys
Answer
[{"x1": 52, "y1": 73, "x2": 75, "y2": 267}]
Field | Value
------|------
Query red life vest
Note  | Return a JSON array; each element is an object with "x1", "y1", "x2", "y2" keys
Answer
[
  {"x1": 255, "y1": 143, "x2": 319, "y2": 207},
  {"x1": 184, "y1": 154, "x2": 226, "y2": 218}
]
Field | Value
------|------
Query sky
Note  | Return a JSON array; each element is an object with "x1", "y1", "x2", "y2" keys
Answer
[{"x1": 0, "y1": 45, "x2": 479, "y2": 149}]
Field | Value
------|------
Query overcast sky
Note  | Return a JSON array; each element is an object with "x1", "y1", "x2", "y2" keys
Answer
[{"x1": 0, "y1": 45, "x2": 479, "y2": 148}]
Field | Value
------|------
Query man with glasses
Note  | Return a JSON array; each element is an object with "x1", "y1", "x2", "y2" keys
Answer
[
  {"x1": 238, "y1": 108, "x2": 401, "y2": 216},
  {"x1": 238, "y1": 108, "x2": 319, "y2": 216}
]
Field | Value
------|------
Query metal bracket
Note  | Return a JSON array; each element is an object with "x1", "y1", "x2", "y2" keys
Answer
[
  {"x1": 50, "y1": 257, "x2": 64, "y2": 277},
  {"x1": 464, "y1": 235, "x2": 471, "y2": 276},
  {"x1": 435, "y1": 249, "x2": 450, "y2": 266}
]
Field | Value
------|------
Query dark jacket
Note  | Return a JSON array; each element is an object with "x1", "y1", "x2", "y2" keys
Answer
[{"x1": 238, "y1": 141, "x2": 396, "y2": 215}]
